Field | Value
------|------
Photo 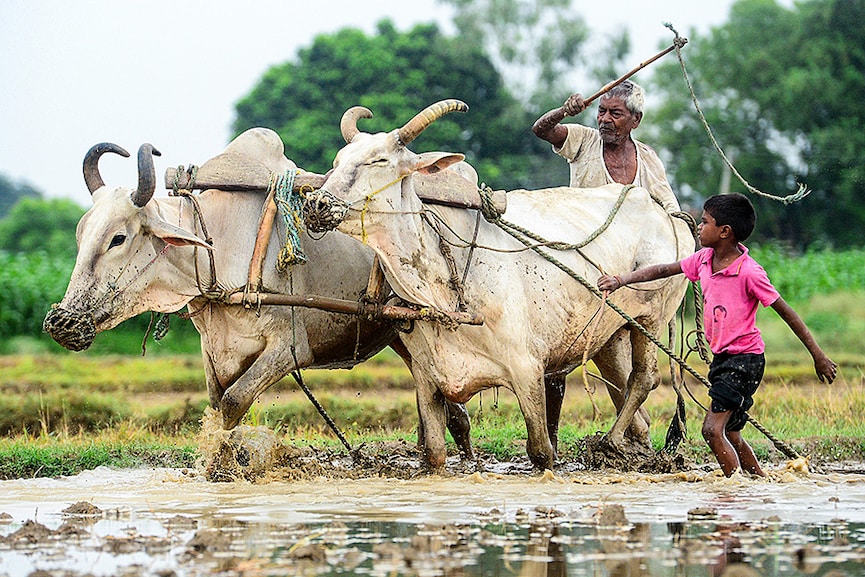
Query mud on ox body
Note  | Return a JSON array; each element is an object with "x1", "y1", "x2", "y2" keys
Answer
[
  {"x1": 43, "y1": 128, "x2": 472, "y2": 455},
  {"x1": 312, "y1": 100, "x2": 694, "y2": 470}
]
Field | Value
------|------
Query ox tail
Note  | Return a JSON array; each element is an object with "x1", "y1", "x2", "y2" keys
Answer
[{"x1": 663, "y1": 314, "x2": 688, "y2": 453}]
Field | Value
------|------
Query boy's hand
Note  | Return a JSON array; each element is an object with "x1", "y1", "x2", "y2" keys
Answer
[
  {"x1": 597, "y1": 274, "x2": 624, "y2": 293},
  {"x1": 815, "y1": 355, "x2": 838, "y2": 384}
]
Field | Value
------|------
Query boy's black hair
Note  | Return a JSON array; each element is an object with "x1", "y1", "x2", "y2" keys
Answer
[{"x1": 703, "y1": 193, "x2": 756, "y2": 241}]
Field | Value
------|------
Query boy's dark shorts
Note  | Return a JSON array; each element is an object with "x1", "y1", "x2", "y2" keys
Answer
[{"x1": 707, "y1": 352, "x2": 765, "y2": 432}]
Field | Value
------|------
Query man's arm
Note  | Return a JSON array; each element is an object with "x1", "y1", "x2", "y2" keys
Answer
[
  {"x1": 770, "y1": 297, "x2": 837, "y2": 383},
  {"x1": 532, "y1": 93, "x2": 587, "y2": 148},
  {"x1": 597, "y1": 261, "x2": 683, "y2": 292}
]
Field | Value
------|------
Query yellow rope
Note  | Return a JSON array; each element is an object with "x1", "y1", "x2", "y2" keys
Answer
[{"x1": 359, "y1": 175, "x2": 407, "y2": 244}]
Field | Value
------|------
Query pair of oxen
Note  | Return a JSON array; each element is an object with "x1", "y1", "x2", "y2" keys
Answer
[{"x1": 44, "y1": 99, "x2": 693, "y2": 471}]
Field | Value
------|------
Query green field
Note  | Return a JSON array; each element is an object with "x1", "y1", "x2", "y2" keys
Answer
[{"x1": 1, "y1": 247, "x2": 864, "y2": 479}]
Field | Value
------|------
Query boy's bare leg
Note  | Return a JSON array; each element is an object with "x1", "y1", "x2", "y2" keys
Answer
[
  {"x1": 702, "y1": 410, "x2": 742, "y2": 477},
  {"x1": 727, "y1": 429, "x2": 765, "y2": 477}
]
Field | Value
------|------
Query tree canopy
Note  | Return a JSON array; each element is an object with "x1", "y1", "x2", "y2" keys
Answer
[
  {"x1": 231, "y1": 0, "x2": 863, "y2": 249},
  {"x1": 0, "y1": 197, "x2": 84, "y2": 259},
  {"x1": 233, "y1": 20, "x2": 566, "y2": 190},
  {"x1": 0, "y1": 175, "x2": 41, "y2": 220},
  {"x1": 648, "y1": 0, "x2": 865, "y2": 248},
  {"x1": 439, "y1": 0, "x2": 589, "y2": 111}
]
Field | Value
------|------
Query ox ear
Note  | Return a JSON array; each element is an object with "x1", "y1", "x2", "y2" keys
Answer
[
  {"x1": 145, "y1": 219, "x2": 213, "y2": 250},
  {"x1": 413, "y1": 152, "x2": 466, "y2": 175}
]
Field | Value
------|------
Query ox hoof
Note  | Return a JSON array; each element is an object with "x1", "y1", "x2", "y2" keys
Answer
[
  {"x1": 423, "y1": 448, "x2": 447, "y2": 472},
  {"x1": 219, "y1": 393, "x2": 254, "y2": 430},
  {"x1": 528, "y1": 452, "x2": 555, "y2": 472}
]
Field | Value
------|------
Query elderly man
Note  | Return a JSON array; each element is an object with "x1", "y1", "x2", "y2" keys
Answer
[
  {"x1": 532, "y1": 80, "x2": 681, "y2": 450},
  {"x1": 532, "y1": 80, "x2": 680, "y2": 213}
]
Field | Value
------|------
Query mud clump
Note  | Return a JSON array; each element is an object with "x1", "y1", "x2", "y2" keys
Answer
[
  {"x1": 197, "y1": 408, "x2": 700, "y2": 484},
  {"x1": 62, "y1": 501, "x2": 102, "y2": 517},
  {"x1": 579, "y1": 432, "x2": 690, "y2": 474}
]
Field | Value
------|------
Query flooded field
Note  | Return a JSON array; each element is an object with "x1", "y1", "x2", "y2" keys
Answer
[{"x1": 2, "y1": 458, "x2": 865, "y2": 577}]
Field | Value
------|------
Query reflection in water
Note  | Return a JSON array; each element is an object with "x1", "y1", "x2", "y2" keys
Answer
[{"x1": 2, "y1": 468, "x2": 865, "y2": 576}]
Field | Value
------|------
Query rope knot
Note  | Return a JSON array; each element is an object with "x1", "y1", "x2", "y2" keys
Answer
[
  {"x1": 271, "y1": 170, "x2": 308, "y2": 271},
  {"x1": 479, "y1": 185, "x2": 502, "y2": 222}
]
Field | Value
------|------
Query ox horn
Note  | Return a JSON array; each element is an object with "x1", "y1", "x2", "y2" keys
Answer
[
  {"x1": 83, "y1": 143, "x2": 130, "y2": 194},
  {"x1": 397, "y1": 99, "x2": 469, "y2": 146},
  {"x1": 340, "y1": 106, "x2": 373, "y2": 143},
  {"x1": 131, "y1": 143, "x2": 162, "y2": 208}
]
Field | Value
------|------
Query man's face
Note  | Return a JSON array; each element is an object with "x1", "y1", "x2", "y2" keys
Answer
[{"x1": 597, "y1": 96, "x2": 640, "y2": 145}]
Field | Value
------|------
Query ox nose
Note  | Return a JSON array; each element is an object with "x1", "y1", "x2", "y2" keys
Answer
[
  {"x1": 43, "y1": 305, "x2": 96, "y2": 351},
  {"x1": 302, "y1": 188, "x2": 349, "y2": 233}
]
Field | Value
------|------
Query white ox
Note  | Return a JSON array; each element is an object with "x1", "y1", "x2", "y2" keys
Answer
[
  {"x1": 314, "y1": 100, "x2": 694, "y2": 470},
  {"x1": 42, "y1": 128, "x2": 473, "y2": 452}
]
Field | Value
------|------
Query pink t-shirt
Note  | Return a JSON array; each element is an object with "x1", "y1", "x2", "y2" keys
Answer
[{"x1": 679, "y1": 245, "x2": 780, "y2": 355}]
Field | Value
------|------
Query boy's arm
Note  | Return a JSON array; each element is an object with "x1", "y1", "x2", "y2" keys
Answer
[
  {"x1": 598, "y1": 261, "x2": 683, "y2": 292},
  {"x1": 770, "y1": 297, "x2": 838, "y2": 383}
]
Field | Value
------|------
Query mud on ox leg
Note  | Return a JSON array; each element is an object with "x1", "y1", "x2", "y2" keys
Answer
[
  {"x1": 389, "y1": 338, "x2": 473, "y2": 461},
  {"x1": 599, "y1": 317, "x2": 662, "y2": 450},
  {"x1": 544, "y1": 328, "x2": 652, "y2": 455}
]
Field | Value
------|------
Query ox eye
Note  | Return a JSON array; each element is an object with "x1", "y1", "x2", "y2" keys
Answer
[
  {"x1": 367, "y1": 158, "x2": 388, "y2": 166},
  {"x1": 108, "y1": 234, "x2": 126, "y2": 249}
]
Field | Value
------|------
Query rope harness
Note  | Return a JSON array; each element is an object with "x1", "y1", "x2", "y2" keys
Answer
[{"x1": 475, "y1": 186, "x2": 801, "y2": 459}]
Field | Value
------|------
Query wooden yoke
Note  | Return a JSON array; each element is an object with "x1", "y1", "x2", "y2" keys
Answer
[{"x1": 165, "y1": 159, "x2": 507, "y2": 214}]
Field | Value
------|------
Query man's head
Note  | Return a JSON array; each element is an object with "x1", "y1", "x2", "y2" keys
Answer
[
  {"x1": 597, "y1": 80, "x2": 644, "y2": 145},
  {"x1": 703, "y1": 193, "x2": 756, "y2": 242},
  {"x1": 605, "y1": 80, "x2": 645, "y2": 116}
]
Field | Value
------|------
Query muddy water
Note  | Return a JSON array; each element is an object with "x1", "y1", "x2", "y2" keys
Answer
[{"x1": 2, "y1": 461, "x2": 865, "y2": 577}]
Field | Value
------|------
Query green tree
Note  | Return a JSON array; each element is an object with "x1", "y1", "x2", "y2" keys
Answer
[
  {"x1": 648, "y1": 0, "x2": 865, "y2": 248},
  {"x1": 0, "y1": 197, "x2": 85, "y2": 259},
  {"x1": 0, "y1": 174, "x2": 41, "y2": 220},
  {"x1": 233, "y1": 20, "x2": 563, "y2": 190}
]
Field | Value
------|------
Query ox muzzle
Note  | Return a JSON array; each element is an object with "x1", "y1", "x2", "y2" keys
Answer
[
  {"x1": 302, "y1": 189, "x2": 350, "y2": 233},
  {"x1": 43, "y1": 304, "x2": 97, "y2": 351}
]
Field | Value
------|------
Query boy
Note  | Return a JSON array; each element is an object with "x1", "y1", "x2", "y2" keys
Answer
[{"x1": 598, "y1": 193, "x2": 837, "y2": 477}]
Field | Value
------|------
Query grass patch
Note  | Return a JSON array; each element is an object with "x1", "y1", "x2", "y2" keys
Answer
[{"x1": 0, "y1": 427, "x2": 197, "y2": 480}]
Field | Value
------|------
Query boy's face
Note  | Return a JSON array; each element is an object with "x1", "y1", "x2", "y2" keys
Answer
[{"x1": 697, "y1": 210, "x2": 728, "y2": 248}]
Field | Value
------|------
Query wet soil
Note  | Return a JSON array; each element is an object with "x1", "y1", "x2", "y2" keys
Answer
[{"x1": 3, "y1": 412, "x2": 865, "y2": 577}]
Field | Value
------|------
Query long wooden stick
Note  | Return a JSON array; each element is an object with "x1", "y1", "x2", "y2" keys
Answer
[
  {"x1": 582, "y1": 39, "x2": 686, "y2": 107},
  {"x1": 225, "y1": 291, "x2": 484, "y2": 325}
]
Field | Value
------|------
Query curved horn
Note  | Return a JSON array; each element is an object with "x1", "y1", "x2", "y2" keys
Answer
[
  {"x1": 340, "y1": 106, "x2": 373, "y2": 143},
  {"x1": 131, "y1": 143, "x2": 162, "y2": 208},
  {"x1": 397, "y1": 99, "x2": 469, "y2": 146},
  {"x1": 83, "y1": 143, "x2": 130, "y2": 194}
]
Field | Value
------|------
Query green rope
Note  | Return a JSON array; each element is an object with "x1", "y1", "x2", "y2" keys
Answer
[
  {"x1": 667, "y1": 23, "x2": 810, "y2": 205},
  {"x1": 272, "y1": 169, "x2": 307, "y2": 271}
]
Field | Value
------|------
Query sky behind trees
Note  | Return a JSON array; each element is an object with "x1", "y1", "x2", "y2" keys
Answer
[{"x1": 1, "y1": 0, "x2": 767, "y2": 206}]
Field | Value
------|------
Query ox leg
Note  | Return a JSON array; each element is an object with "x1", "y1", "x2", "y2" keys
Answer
[
  {"x1": 591, "y1": 328, "x2": 651, "y2": 443},
  {"x1": 390, "y1": 339, "x2": 474, "y2": 460},
  {"x1": 201, "y1": 350, "x2": 225, "y2": 410},
  {"x1": 414, "y1": 374, "x2": 449, "y2": 470},
  {"x1": 220, "y1": 339, "x2": 307, "y2": 429},
  {"x1": 516, "y1": 380, "x2": 556, "y2": 471},
  {"x1": 602, "y1": 321, "x2": 661, "y2": 449},
  {"x1": 544, "y1": 373, "x2": 566, "y2": 454}
]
